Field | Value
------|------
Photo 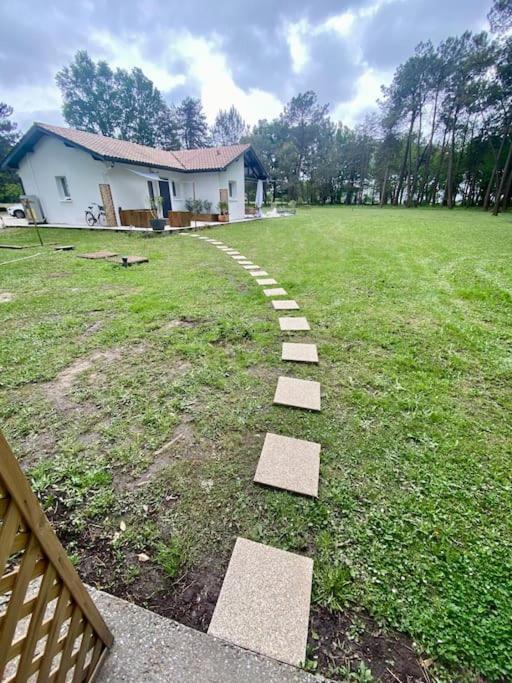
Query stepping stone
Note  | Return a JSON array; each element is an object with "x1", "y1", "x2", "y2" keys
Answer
[
  {"x1": 250, "y1": 270, "x2": 268, "y2": 277},
  {"x1": 243, "y1": 265, "x2": 260, "y2": 270},
  {"x1": 198, "y1": 237, "x2": 209, "y2": 240},
  {"x1": 254, "y1": 432, "x2": 320, "y2": 497},
  {"x1": 279, "y1": 317, "x2": 310, "y2": 331},
  {"x1": 208, "y1": 538, "x2": 313, "y2": 667},
  {"x1": 239, "y1": 260, "x2": 253, "y2": 265},
  {"x1": 272, "y1": 300, "x2": 299, "y2": 311},
  {"x1": 273, "y1": 376, "x2": 321, "y2": 411},
  {"x1": 257, "y1": 278, "x2": 278, "y2": 285},
  {"x1": 111, "y1": 255, "x2": 149, "y2": 266},
  {"x1": 219, "y1": 247, "x2": 230, "y2": 250},
  {"x1": 232, "y1": 256, "x2": 246, "y2": 260},
  {"x1": 226, "y1": 250, "x2": 239, "y2": 254},
  {"x1": 78, "y1": 251, "x2": 118, "y2": 260},
  {"x1": 264, "y1": 288, "x2": 287, "y2": 296},
  {"x1": 282, "y1": 343, "x2": 318, "y2": 363},
  {"x1": 211, "y1": 241, "x2": 223, "y2": 245}
]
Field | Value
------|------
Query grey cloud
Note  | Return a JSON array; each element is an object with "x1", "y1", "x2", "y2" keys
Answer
[
  {"x1": 294, "y1": 31, "x2": 365, "y2": 106},
  {"x1": 360, "y1": 0, "x2": 491, "y2": 69}
]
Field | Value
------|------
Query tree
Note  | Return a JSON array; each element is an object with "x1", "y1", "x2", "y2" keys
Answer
[
  {"x1": 176, "y1": 97, "x2": 209, "y2": 149},
  {"x1": 56, "y1": 51, "x2": 119, "y2": 136},
  {"x1": 0, "y1": 103, "x2": 22, "y2": 202},
  {"x1": 211, "y1": 106, "x2": 248, "y2": 146},
  {"x1": 488, "y1": 0, "x2": 512, "y2": 34},
  {"x1": 56, "y1": 51, "x2": 180, "y2": 149}
]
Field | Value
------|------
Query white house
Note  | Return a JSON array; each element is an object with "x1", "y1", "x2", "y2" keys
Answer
[{"x1": 1, "y1": 123, "x2": 267, "y2": 227}]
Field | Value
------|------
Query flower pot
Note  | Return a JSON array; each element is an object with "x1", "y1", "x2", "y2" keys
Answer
[
  {"x1": 151, "y1": 218, "x2": 167, "y2": 231},
  {"x1": 218, "y1": 214, "x2": 229, "y2": 223}
]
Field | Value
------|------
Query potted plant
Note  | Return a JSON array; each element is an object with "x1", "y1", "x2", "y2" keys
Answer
[
  {"x1": 217, "y1": 200, "x2": 229, "y2": 223},
  {"x1": 149, "y1": 195, "x2": 166, "y2": 230}
]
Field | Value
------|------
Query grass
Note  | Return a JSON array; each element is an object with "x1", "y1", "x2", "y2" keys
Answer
[{"x1": 0, "y1": 207, "x2": 511, "y2": 681}]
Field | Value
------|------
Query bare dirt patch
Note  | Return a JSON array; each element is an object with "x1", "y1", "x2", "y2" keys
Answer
[
  {"x1": 131, "y1": 420, "x2": 196, "y2": 488},
  {"x1": 309, "y1": 606, "x2": 426, "y2": 682},
  {"x1": 0, "y1": 291, "x2": 13, "y2": 302},
  {"x1": 43, "y1": 349, "x2": 122, "y2": 411}
]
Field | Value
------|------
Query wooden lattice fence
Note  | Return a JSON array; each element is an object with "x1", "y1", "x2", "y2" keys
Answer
[{"x1": 0, "y1": 431, "x2": 113, "y2": 682}]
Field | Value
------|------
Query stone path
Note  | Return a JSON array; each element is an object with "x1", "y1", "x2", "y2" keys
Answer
[
  {"x1": 189, "y1": 233, "x2": 324, "y2": 669},
  {"x1": 279, "y1": 317, "x2": 311, "y2": 331},
  {"x1": 272, "y1": 299, "x2": 300, "y2": 310},
  {"x1": 208, "y1": 538, "x2": 313, "y2": 667},
  {"x1": 282, "y1": 342, "x2": 319, "y2": 363},
  {"x1": 254, "y1": 433, "x2": 320, "y2": 497},
  {"x1": 264, "y1": 288, "x2": 287, "y2": 296},
  {"x1": 274, "y1": 376, "x2": 321, "y2": 411}
]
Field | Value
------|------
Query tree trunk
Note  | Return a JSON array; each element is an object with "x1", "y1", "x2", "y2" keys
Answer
[
  {"x1": 394, "y1": 111, "x2": 416, "y2": 205},
  {"x1": 493, "y1": 140, "x2": 512, "y2": 215},
  {"x1": 380, "y1": 162, "x2": 390, "y2": 207},
  {"x1": 483, "y1": 125, "x2": 508, "y2": 211}
]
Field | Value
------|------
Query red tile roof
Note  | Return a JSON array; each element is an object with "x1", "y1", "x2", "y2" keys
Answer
[{"x1": 36, "y1": 123, "x2": 250, "y2": 172}]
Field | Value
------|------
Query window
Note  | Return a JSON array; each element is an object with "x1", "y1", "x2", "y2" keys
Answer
[
  {"x1": 55, "y1": 176, "x2": 71, "y2": 201},
  {"x1": 171, "y1": 181, "x2": 178, "y2": 198},
  {"x1": 228, "y1": 180, "x2": 237, "y2": 199}
]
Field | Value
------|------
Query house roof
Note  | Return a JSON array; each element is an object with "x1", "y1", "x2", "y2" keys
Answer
[{"x1": 1, "y1": 123, "x2": 267, "y2": 178}]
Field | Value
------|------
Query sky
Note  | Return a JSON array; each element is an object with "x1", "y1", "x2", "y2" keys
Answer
[{"x1": 0, "y1": 0, "x2": 492, "y2": 134}]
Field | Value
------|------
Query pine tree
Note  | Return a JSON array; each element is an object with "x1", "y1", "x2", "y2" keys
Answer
[
  {"x1": 176, "y1": 97, "x2": 209, "y2": 149},
  {"x1": 211, "y1": 106, "x2": 248, "y2": 146},
  {"x1": 0, "y1": 103, "x2": 22, "y2": 202}
]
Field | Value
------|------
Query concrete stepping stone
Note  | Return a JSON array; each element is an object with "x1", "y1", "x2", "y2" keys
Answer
[
  {"x1": 282, "y1": 343, "x2": 318, "y2": 363},
  {"x1": 254, "y1": 432, "x2": 320, "y2": 497},
  {"x1": 211, "y1": 241, "x2": 223, "y2": 245},
  {"x1": 239, "y1": 260, "x2": 253, "y2": 265},
  {"x1": 226, "y1": 250, "x2": 239, "y2": 254},
  {"x1": 243, "y1": 265, "x2": 260, "y2": 270},
  {"x1": 232, "y1": 256, "x2": 246, "y2": 260},
  {"x1": 257, "y1": 278, "x2": 278, "y2": 285},
  {"x1": 112, "y1": 255, "x2": 149, "y2": 266},
  {"x1": 272, "y1": 300, "x2": 299, "y2": 310},
  {"x1": 78, "y1": 251, "x2": 118, "y2": 259},
  {"x1": 264, "y1": 288, "x2": 287, "y2": 296},
  {"x1": 279, "y1": 317, "x2": 310, "y2": 331},
  {"x1": 250, "y1": 270, "x2": 269, "y2": 277},
  {"x1": 273, "y1": 377, "x2": 321, "y2": 411},
  {"x1": 208, "y1": 538, "x2": 313, "y2": 667}
]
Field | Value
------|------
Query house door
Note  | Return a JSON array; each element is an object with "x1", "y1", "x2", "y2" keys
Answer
[{"x1": 159, "y1": 180, "x2": 172, "y2": 217}]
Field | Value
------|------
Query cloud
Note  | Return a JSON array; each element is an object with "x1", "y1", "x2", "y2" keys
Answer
[{"x1": 0, "y1": 0, "x2": 493, "y2": 133}]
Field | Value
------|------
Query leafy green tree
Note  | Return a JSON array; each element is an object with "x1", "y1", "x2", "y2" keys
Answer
[
  {"x1": 176, "y1": 97, "x2": 209, "y2": 149},
  {"x1": 0, "y1": 103, "x2": 22, "y2": 202},
  {"x1": 56, "y1": 51, "x2": 119, "y2": 136},
  {"x1": 211, "y1": 106, "x2": 248, "y2": 146},
  {"x1": 56, "y1": 51, "x2": 180, "y2": 149}
]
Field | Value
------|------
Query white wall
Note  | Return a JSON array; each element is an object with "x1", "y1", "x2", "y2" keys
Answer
[
  {"x1": 17, "y1": 135, "x2": 247, "y2": 225},
  {"x1": 17, "y1": 136, "x2": 107, "y2": 225}
]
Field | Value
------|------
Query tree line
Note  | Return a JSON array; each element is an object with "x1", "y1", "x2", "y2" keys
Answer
[{"x1": 1, "y1": 0, "x2": 510, "y2": 212}]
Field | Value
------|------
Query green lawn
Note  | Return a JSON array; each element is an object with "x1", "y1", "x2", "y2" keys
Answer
[{"x1": 1, "y1": 207, "x2": 511, "y2": 682}]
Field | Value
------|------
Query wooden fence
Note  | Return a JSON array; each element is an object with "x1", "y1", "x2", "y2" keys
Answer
[
  {"x1": 0, "y1": 431, "x2": 113, "y2": 682},
  {"x1": 118, "y1": 208, "x2": 153, "y2": 229}
]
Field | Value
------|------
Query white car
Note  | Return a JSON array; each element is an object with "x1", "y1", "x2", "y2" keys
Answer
[{"x1": 6, "y1": 204, "x2": 26, "y2": 219}]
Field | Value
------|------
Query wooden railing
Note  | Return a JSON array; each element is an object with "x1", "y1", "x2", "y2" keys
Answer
[{"x1": 0, "y1": 431, "x2": 113, "y2": 682}]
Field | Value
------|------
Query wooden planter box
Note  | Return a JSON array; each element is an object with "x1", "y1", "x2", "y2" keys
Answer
[
  {"x1": 119, "y1": 208, "x2": 153, "y2": 228},
  {"x1": 191, "y1": 213, "x2": 219, "y2": 222},
  {"x1": 168, "y1": 211, "x2": 191, "y2": 227}
]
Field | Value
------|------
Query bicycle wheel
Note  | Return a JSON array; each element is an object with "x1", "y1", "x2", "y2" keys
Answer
[
  {"x1": 85, "y1": 212, "x2": 96, "y2": 226},
  {"x1": 98, "y1": 212, "x2": 107, "y2": 226}
]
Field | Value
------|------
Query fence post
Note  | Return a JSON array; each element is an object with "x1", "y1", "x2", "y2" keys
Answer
[{"x1": 0, "y1": 430, "x2": 113, "y2": 682}]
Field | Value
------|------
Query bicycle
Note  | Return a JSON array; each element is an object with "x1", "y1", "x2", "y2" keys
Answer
[{"x1": 85, "y1": 203, "x2": 107, "y2": 226}]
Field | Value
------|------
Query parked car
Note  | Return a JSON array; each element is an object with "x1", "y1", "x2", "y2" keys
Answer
[{"x1": 6, "y1": 204, "x2": 26, "y2": 219}]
